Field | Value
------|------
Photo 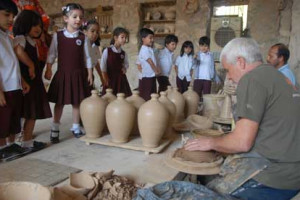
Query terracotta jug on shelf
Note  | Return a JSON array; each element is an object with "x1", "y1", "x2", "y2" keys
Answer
[
  {"x1": 80, "y1": 90, "x2": 107, "y2": 138},
  {"x1": 102, "y1": 88, "x2": 116, "y2": 103},
  {"x1": 126, "y1": 91, "x2": 146, "y2": 135},
  {"x1": 183, "y1": 86, "x2": 200, "y2": 117},
  {"x1": 106, "y1": 93, "x2": 135, "y2": 143},
  {"x1": 159, "y1": 91, "x2": 176, "y2": 138},
  {"x1": 167, "y1": 87, "x2": 185, "y2": 123},
  {"x1": 138, "y1": 94, "x2": 169, "y2": 148}
]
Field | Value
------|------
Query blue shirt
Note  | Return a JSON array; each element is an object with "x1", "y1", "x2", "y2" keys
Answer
[{"x1": 278, "y1": 64, "x2": 296, "y2": 86}]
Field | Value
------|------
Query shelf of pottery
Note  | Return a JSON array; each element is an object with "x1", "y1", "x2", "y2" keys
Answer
[
  {"x1": 79, "y1": 86, "x2": 201, "y2": 154},
  {"x1": 93, "y1": 6, "x2": 113, "y2": 39},
  {"x1": 141, "y1": 1, "x2": 176, "y2": 37}
]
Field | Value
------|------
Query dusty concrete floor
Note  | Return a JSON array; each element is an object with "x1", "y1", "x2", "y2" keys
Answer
[{"x1": 17, "y1": 103, "x2": 182, "y2": 186}]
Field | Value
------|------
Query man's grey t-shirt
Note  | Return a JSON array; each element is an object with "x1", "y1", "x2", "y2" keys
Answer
[{"x1": 236, "y1": 64, "x2": 300, "y2": 190}]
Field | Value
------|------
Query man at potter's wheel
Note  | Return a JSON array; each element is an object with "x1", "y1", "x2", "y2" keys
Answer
[{"x1": 185, "y1": 38, "x2": 300, "y2": 200}]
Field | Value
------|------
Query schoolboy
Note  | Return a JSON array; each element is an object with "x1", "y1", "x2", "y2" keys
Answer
[
  {"x1": 194, "y1": 36, "x2": 215, "y2": 99},
  {"x1": 157, "y1": 34, "x2": 178, "y2": 93},
  {"x1": 138, "y1": 28, "x2": 160, "y2": 100}
]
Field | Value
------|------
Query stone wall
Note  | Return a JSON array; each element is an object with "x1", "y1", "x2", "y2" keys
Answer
[{"x1": 289, "y1": 0, "x2": 300, "y2": 82}]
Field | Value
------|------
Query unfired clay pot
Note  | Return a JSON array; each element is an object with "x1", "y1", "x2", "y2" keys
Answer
[
  {"x1": 126, "y1": 90, "x2": 145, "y2": 109},
  {"x1": 101, "y1": 88, "x2": 116, "y2": 133},
  {"x1": 126, "y1": 91, "x2": 146, "y2": 136},
  {"x1": 106, "y1": 93, "x2": 135, "y2": 143},
  {"x1": 102, "y1": 88, "x2": 116, "y2": 103},
  {"x1": 138, "y1": 94, "x2": 169, "y2": 148},
  {"x1": 0, "y1": 182, "x2": 52, "y2": 200},
  {"x1": 183, "y1": 86, "x2": 200, "y2": 117},
  {"x1": 159, "y1": 91, "x2": 176, "y2": 138},
  {"x1": 202, "y1": 94, "x2": 225, "y2": 118},
  {"x1": 80, "y1": 90, "x2": 107, "y2": 138},
  {"x1": 166, "y1": 85, "x2": 172, "y2": 95},
  {"x1": 167, "y1": 87, "x2": 185, "y2": 123}
]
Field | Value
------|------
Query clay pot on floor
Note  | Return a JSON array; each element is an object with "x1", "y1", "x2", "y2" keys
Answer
[
  {"x1": 126, "y1": 90, "x2": 145, "y2": 109},
  {"x1": 166, "y1": 85, "x2": 172, "y2": 95},
  {"x1": 102, "y1": 88, "x2": 116, "y2": 103},
  {"x1": 159, "y1": 91, "x2": 176, "y2": 138},
  {"x1": 138, "y1": 94, "x2": 169, "y2": 148},
  {"x1": 167, "y1": 87, "x2": 185, "y2": 123},
  {"x1": 80, "y1": 90, "x2": 107, "y2": 138},
  {"x1": 126, "y1": 91, "x2": 146, "y2": 136},
  {"x1": 183, "y1": 86, "x2": 200, "y2": 117},
  {"x1": 106, "y1": 93, "x2": 135, "y2": 143},
  {"x1": 0, "y1": 182, "x2": 52, "y2": 200},
  {"x1": 101, "y1": 89, "x2": 117, "y2": 133}
]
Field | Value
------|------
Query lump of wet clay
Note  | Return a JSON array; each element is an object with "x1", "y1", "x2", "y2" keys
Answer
[{"x1": 174, "y1": 148, "x2": 220, "y2": 163}]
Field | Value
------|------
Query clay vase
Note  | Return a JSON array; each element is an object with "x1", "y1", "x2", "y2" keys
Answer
[
  {"x1": 101, "y1": 88, "x2": 116, "y2": 133},
  {"x1": 0, "y1": 182, "x2": 52, "y2": 200},
  {"x1": 159, "y1": 91, "x2": 176, "y2": 138},
  {"x1": 126, "y1": 91, "x2": 146, "y2": 135},
  {"x1": 183, "y1": 86, "x2": 200, "y2": 117},
  {"x1": 102, "y1": 88, "x2": 116, "y2": 103},
  {"x1": 80, "y1": 90, "x2": 107, "y2": 138},
  {"x1": 219, "y1": 94, "x2": 233, "y2": 119},
  {"x1": 167, "y1": 87, "x2": 185, "y2": 123},
  {"x1": 166, "y1": 85, "x2": 172, "y2": 94},
  {"x1": 106, "y1": 93, "x2": 135, "y2": 143},
  {"x1": 138, "y1": 94, "x2": 169, "y2": 148},
  {"x1": 126, "y1": 90, "x2": 145, "y2": 109},
  {"x1": 202, "y1": 94, "x2": 225, "y2": 118}
]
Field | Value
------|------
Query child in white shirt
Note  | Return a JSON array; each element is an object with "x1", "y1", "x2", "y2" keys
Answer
[
  {"x1": 157, "y1": 34, "x2": 178, "y2": 93},
  {"x1": 193, "y1": 36, "x2": 215, "y2": 99},
  {"x1": 175, "y1": 41, "x2": 195, "y2": 93},
  {"x1": 138, "y1": 28, "x2": 160, "y2": 100}
]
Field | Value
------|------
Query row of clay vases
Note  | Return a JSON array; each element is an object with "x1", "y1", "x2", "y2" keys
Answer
[
  {"x1": 183, "y1": 86, "x2": 200, "y2": 117},
  {"x1": 106, "y1": 93, "x2": 135, "y2": 143},
  {"x1": 126, "y1": 91, "x2": 146, "y2": 136},
  {"x1": 167, "y1": 87, "x2": 185, "y2": 123},
  {"x1": 158, "y1": 92, "x2": 176, "y2": 138},
  {"x1": 80, "y1": 90, "x2": 107, "y2": 138},
  {"x1": 138, "y1": 94, "x2": 169, "y2": 148}
]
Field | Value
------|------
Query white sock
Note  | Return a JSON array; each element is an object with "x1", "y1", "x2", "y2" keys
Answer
[
  {"x1": 51, "y1": 131, "x2": 59, "y2": 137},
  {"x1": 72, "y1": 123, "x2": 80, "y2": 133},
  {"x1": 22, "y1": 140, "x2": 33, "y2": 148},
  {"x1": 51, "y1": 122, "x2": 60, "y2": 131}
]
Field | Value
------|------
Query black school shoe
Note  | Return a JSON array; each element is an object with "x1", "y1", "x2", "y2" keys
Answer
[
  {"x1": 29, "y1": 141, "x2": 47, "y2": 152},
  {"x1": 0, "y1": 144, "x2": 31, "y2": 162},
  {"x1": 72, "y1": 130, "x2": 84, "y2": 138},
  {"x1": 50, "y1": 130, "x2": 60, "y2": 144}
]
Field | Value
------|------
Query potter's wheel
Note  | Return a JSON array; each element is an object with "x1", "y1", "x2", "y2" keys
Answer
[
  {"x1": 212, "y1": 116, "x2": 232, "y2": 125},
  {"x1": 165, "y1": 150, "x2": 223, "y2": 175}
]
